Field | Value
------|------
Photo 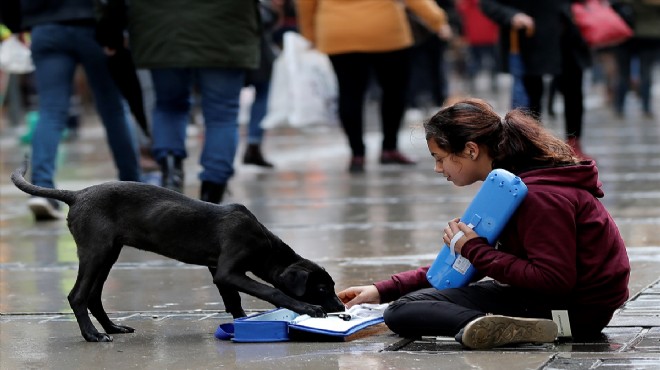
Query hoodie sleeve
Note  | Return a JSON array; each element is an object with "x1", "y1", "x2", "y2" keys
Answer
[
  {"x1": 461, "y1": 189, "x2": 578, "y2": 295},
  {"x1": 373, "y1": 265, "x2": 432, "y2": 303}
]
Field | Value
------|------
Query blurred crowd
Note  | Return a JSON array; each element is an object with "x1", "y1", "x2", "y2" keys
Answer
[{"x1": 1, "y1": 0, "x2": 658, "y2": 221}]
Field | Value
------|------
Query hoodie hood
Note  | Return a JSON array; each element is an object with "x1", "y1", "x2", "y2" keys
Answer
[{"x1": 517, "y1": 160, "x2": 604, "y2": 198}]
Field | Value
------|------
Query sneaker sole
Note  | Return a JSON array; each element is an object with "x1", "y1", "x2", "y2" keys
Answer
[
  {"x1": 461, "y1": 315, "x2": 558, "y2": 350},
  {"x1": 27, "y1": 198, "x2": 64, "y2": 221}
]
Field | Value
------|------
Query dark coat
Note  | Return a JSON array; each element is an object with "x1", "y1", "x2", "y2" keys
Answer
[
  {"x1": 5, "y1": 0, "x2": 97, "y2": 32},
  {"x1": 480, "y1": 0, "x2": 591, "y2": 75},
  {"x1": 126, "y1": 0, "x2": 260, "y2": 70}
]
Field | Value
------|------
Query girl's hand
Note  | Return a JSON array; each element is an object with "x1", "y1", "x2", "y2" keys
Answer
[
  {"x1": 337, "y1": 285, "x2": 380, "y2": 309},
  {"x1": 442, "y1": 219, "x2": 479, "y2": 254}
]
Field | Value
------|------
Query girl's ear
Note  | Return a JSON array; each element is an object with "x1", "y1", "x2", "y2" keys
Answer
[{"x1": 464, "y1": 141, "x2": 480, "y2": 159}]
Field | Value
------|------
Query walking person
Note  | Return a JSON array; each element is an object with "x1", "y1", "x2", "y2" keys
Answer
[
  {"x1": 480, "y1": 0, "x2": 592, "y2": 160},
  {"x1": 6, "y1": 0, "x2": 141, "y2": 221},
  {"x1": 97, "y1": 0, "x2": 260, "y2": 203},
  {"x1": 612, "y1": 0, "x2": 660, "y2": 119},
  {"x1": 456, "y1": 0, "x2": 500, "y2": 93},
  {"x1": 296, "y1": 0, "x2": 451, "y2": 173},
  {"x1": 337, "y1": 98, "x2": 630, "y2": 349},
  {"x1": 405, "y1": 0, "x2": 460, "y2": 113},
  {"x1": 242, "y1": 0, "x2": 281, "y2": 169}
]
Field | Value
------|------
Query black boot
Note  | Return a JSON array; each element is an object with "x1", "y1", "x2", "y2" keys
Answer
[
  {"x1": 200, "y1": 181, "x2": 227, "y2": 204},
  {"x1": 243, "y1": 143, "x2": 274, "y2": 168},
  {"x1": 158, "y1": 154, "x2": 184, "y2": 193}
]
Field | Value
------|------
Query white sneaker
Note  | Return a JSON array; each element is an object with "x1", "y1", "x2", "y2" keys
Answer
[
  {"x1": 457, "y1": 315, "x2": 558, "y2": 349},
  {"x1": 27, "y1": 197, "x2": 64, "y2": 221}
]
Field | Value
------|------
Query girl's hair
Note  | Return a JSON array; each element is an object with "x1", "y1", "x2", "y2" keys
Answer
[{"x1": 424, "y1": 98, "x2": 579, "y2": 172}]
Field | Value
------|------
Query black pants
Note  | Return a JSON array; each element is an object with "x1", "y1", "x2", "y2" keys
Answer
[
  {"x1": 329, "y1": 49, "x2": 411, "y2": 157},
  {"x1": 383, "y1": 280, "x2": 552, "y2": 338},
  {"x1": 406, "y1": 37, "x2": 448, "y2": 108},
  {"x1": 383, "y1": 280, "x2": 609, "y2": 339},
  {"x1": 522, "y1": 40, "x2": 585, "y2": 139}
]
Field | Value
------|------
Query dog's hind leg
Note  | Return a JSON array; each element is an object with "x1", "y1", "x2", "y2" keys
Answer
[
  {"x1": 68, "y1": 264, "x2": 112, "y2": 341},
  {"x1": 68, "y1": 240, "x2": 120, "y2": 342},
  {"x1": 88, "y1": 244, "x2": 135, "y2": 335},
  {"x1": 209, "y1": 267, "x2": 246, "y2": 318}
]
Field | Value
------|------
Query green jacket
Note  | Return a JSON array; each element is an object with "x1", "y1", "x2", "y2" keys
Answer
[
  {"x1": 619, "y1": 0, "x2": 660, "y2": 39},
  {"x1": 127, "y1": 0, "x2": 260, "y2": 69}
]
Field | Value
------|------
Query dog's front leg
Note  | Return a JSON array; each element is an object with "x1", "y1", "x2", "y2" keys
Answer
[
  {"x1": 213, "y1": 272, "x2": 326, "y2": 317},
  {"x1": 218, "y1": 285, "x2": 247, "y2": 318},
  {"x1": 209, "y1": 267, "x2": 246, "y2": 318}
]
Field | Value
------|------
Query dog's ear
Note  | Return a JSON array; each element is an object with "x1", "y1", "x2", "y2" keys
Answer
[{"x1": 278, "y1": 266, "x2": 309, "y2": 297}]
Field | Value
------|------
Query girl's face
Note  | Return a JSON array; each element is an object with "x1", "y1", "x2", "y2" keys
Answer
[{"x1": 426, "y1": 139, "x2": 490, "y2": 186}]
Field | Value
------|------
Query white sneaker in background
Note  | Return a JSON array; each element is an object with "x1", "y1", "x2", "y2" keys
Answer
[{"x1": 27, "y1": 197, "x2": 64, "y2": 221}]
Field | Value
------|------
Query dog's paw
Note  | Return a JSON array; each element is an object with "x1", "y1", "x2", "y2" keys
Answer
[
  {"x1": 302, "y1": 304, "x2": 326, "y2": 318},
  {"x1": 84, "y1": 332, "x2": 114, "y2": 342},
  {"x1": 105, "y1": 324, "x2": 135, "y2": 334}
]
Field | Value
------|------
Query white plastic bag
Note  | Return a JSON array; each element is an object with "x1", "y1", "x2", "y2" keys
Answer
[
  {"x1": 0, "y1": 35, "x2": 35, "y2": 74},
  {"x1": 262, "y1": 32, "x2": 338, "y2": 129}
]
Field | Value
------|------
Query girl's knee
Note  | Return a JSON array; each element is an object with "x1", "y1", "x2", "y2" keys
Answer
[{"x1": 383, "y1": 299, "x2": 410, "y2": 334}]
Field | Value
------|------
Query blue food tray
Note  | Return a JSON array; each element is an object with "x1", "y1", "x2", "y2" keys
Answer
[
  {"x1": 426, "y1": 169, "x2": 527, "y2": 289},
  {"x1": 215, "y1": 307, "x2": 385, "y2": 342},
  {"x1": 229, "y1": 309, "x2": 299, "y2": 342}
]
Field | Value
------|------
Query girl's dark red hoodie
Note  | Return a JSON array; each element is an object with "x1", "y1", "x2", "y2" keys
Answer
[{"x1": 375, "y1": 161, "x2": 630, "y2": 328}]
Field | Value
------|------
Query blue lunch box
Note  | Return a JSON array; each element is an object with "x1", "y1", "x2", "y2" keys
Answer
[{"x1": 426, "y1": 169, "x2": 527, "y2": 289}]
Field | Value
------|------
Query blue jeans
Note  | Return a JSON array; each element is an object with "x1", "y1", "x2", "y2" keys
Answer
[
  {"x1": 30, "y1": 23, "x2": 141, "y2": 188},
  {"x1": 247, "y1": 79, "x2": 270, "y2": 144},
  {"x1": 150, "y1": 68, "x2": 245, "y2": 184}
]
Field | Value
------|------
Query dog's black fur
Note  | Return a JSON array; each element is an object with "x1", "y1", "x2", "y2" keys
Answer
[{"x1": 11, "y1": 161, "x2": 345, "y2": 342}]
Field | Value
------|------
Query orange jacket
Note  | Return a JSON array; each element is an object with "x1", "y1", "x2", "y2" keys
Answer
[{"x1": 296, "y1": 0, "x2": 448, "y2": 55}]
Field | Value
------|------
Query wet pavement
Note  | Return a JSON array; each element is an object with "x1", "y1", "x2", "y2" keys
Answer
[{"x1": 1, "y1": 76, "x2": 660, "y2": 369}]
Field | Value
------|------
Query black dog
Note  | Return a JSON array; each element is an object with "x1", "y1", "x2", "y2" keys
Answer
[{"x1": 11, "y1": 162, "x2": 345, "y2": 342}]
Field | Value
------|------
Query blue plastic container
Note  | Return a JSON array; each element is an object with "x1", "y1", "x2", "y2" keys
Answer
[
  {"x1": 215, "y1": 307, "x2": 386, "y2": 342},
  {"x1": 426, "y1": 169, "x2": 527, "y2": 290},
  {"x1": 230, "y1": 309, "x2": 299, "y2": 342}
]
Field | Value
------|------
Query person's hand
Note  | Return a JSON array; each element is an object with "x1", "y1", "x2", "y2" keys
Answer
[
  {"x1": 337, "y1": 285, "x2": 380, "y2": 309},
  {"x1": 437, "y1": 24, "x2": 453, "y2": 41},
  {"x1": 442, "y1": 218, "x2": 479, "y2": 254},
  {"x1": 511, "y1": 12, "x2": 535, "y2": 37}
]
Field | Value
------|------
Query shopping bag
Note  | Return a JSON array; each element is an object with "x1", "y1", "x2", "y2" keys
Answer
[
  {"x1": 0, "y1": 35, "x2": 35, "y2": 74},
  {"x1": 571, "y1": 0, "x2": 633, "y2": 48},
  {"x1": 261, "y1": 53, "x2": 290, "y2": 129},
  {"x1": 262, "y1": 32, "x2": 338, "y2": 129}
]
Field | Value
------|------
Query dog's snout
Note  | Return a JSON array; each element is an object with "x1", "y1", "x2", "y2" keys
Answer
[{"x1": 326, "y1": 295, "x2": 346, "y2": 313}]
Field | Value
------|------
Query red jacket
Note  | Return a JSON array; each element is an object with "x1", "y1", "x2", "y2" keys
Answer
[
  {"x1": 375, "y1": 162, "x2": 630, "y2": 327},
  {"x1": 456, "y1": 0, "x2": 499, "y2": 45}
]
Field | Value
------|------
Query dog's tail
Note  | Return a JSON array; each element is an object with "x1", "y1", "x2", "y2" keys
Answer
[{"x1": 11, "y1": 156, "x2": 77, "y2": 205}]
